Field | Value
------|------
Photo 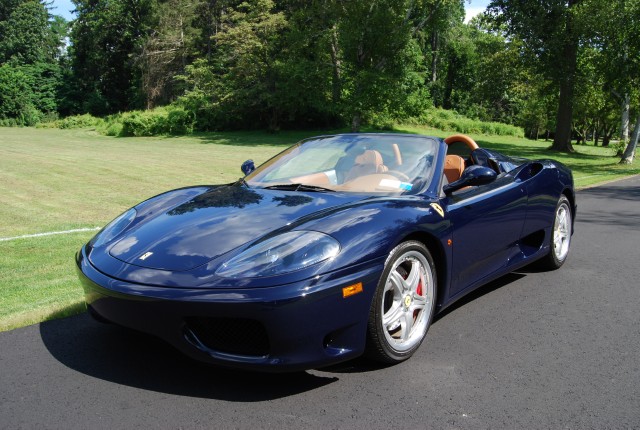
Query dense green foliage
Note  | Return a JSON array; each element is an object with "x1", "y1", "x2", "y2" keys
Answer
[
  {"x1": 1, "y1": 0, "x2": 639, "y2": 160},
  {"x1": 0, "y1": 0, "x2": 66, "y2": 125}
]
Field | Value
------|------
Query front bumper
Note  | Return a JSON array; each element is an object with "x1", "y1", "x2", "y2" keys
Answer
[{"x1": 76, "y1": 247, "x2": 384, "y2": 372}]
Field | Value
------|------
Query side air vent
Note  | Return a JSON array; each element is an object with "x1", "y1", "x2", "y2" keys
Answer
[
  {"x1": 516, "y1": 162, "x2": 544, "y2": 181},
  {"x1": 519, "y1": 230, "x2": 546, "y2": 256}
]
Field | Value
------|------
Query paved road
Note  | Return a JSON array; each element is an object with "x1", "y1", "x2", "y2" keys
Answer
[{"x1": 2, "y1": 176, "x2": 639, "y2": 429}]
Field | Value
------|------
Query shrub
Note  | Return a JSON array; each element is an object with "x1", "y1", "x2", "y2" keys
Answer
[
  {"x1": 102, "y1": 121, "x2": 123, "y2": 136},
  {"x1": 0, "y1": 118, "x2": 19, "y2": 127},
  {"x1": 120, "y1": 107, "x2": 196, "y2": 136},
  {"x1": 57, "y1": 114, "x2": 102, "y2": 129},
  {"x1": 408, "y1": 108, "x2": 524, "y2": 137},
  {"x1": 120, "y1": 110, "x2": 160, "y2": 136},
  {"x1": 19, "y1": 105, "x2": 44, "y2": 126},
  {"x1": 166, "y1": 106, "x2": 195, "y2": 135}
]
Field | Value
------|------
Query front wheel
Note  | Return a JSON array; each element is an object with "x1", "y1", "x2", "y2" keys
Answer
[
  {"x1": 366, "y1": 241, "x2": 437, "y2": 363},
  {"x1": 539, "y1": 195, "x2": 573, "y2": 270}
]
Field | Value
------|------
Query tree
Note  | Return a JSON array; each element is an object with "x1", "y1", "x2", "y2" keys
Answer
[
  {"x1": 138, "y1": 0, "x2": 200, "y2": 108},
  {"x1": 580, "y1": 0, "x2": 640, "y2": 163},
  {"x1": 487, "y1": 0, "x2": 583, "y2": 152},
  {"x1": 572, "y1": 47, "x2": 610, "y2": 145},
  {"x1": 0, "y1": 0, "x2": 67, "y2": 124},
  {"x1": 68, "y1": 0, "x2": 155, "y2": 115},
  {"x1": 213, "y1": 0, "x2": 288, "y2": 129},
  {"x1": 623, "y1": 114, "x2": 640, "y2": 163},
  {"x1": 417, "y1": 0, "x2": 465, "y2": 107},
  {"x1": 0, "y1": 0, "x2": 50, "y2": 64},
  {"x1": 177, "y1": 0, "x2": 290, "y2": 130},
  {"x1": 330, "y1": 0, "x2": 455, "y2": 130}
]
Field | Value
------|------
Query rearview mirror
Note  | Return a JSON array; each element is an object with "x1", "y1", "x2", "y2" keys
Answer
[
  {"x1": 241, "y1": 159, "x2": 255, "y2": 176},
  {"x1": 443, "y1": 165, "x2": 497, "y2": 195}
]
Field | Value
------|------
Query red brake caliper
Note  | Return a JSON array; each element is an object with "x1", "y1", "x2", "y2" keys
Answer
[{"x1": 414, "y1": 276, "x2": 423, "y2": 320}]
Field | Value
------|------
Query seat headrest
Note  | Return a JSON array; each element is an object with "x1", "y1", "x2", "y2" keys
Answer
[{"x1": 355, "y1": 150, "x2": 384, "y2": 166}]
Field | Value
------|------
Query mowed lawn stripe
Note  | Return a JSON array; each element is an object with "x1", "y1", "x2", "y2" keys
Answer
[
  {"x1": 0, "y1": 227, "x2": 101, "y2": 242},
  {"x1": 0, "y1": 128, "x2": 290, "y2": 237}
]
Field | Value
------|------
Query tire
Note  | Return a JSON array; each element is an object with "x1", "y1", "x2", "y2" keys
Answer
[
  {"x1": 538, "y1": 195, "x2": 573, "y2": 270},
  {"x1": 366, "y1": 241, "x2": 437, "y2": 363}
]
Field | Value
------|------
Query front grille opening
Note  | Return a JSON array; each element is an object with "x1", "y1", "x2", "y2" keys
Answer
[{"x1": 185, "y1": 317, "x2": 270, "y2": 357}]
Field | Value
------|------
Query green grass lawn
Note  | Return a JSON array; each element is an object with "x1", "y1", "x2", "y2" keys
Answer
[{"x1": 1, "y1": 126, "x2": 638, "y2": 331}]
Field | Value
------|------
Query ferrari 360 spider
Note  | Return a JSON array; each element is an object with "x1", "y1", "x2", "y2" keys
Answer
[{"x1": 76, "y1": 133, "x2": 575, "y2": 371}]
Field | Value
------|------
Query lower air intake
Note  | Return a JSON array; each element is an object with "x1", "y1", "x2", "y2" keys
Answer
[{"x1": 185, "y1": 317, "x2": 270, "y2": 357}]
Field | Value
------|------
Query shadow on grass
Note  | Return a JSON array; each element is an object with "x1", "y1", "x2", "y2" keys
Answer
[
  {"x1": 1, "y1": 301, "x2": 87, "y2": 333},
  {"x1": 188, "y1": 129, "x2": 348, "y2": 147},
  {"x1": 42, "y1": 301, "x2": 86, "y2": 323},
  {"x1": 182, "y1": 127, "x2": 441, "y2": 147},
  {"x1": 473, "y1": 140, "x2": 609, "y2": 160},
  {"x1": 39, "y1": 313, "x2": 337, "y2": 401}
]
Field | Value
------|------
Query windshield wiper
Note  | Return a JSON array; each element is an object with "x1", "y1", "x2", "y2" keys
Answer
[{"x1": 262, "y1": 183, "x2": 335, "y2": 192}]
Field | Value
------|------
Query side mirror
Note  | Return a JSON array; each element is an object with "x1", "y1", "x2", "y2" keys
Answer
[
  {"x1": 443, "y1": 165, "x2": 497, "y2": 195},
  {"x1": 241, "y1": 159, "x2": 255, "y2": 176}
]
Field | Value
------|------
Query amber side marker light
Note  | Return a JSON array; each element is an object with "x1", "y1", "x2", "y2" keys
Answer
[{"x1": 342, "y1": 282, "x2": 363, "y2": 298}]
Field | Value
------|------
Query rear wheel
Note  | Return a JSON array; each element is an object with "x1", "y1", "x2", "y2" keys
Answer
[
  {"x1": 366, "y1": 241, "x2": 436, "y2": 363},
  {"x1": 539, "y1": 195, "x2": 572, "y2": 270}
]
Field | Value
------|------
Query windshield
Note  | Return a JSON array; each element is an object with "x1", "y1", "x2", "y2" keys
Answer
[{"x1": 246, "y1": 134, "x2": 439, "y2": 195}]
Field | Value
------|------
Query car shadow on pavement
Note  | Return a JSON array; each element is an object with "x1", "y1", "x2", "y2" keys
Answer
[
  {"x1": 319, "y1": 272, "x2": 526, "y2": 374},
  {"x1": 433, "y1": 272, "x2": 526, "y2": 322},
  {"x1": 39, "y1": 313, "x2": 337, "y2": 401},
  {"x1": 40, "y1": 273, "x2": 527, "y2": 383},
  {"x1": 578, "y1": 181, "x2": 640, "y2": 202}
]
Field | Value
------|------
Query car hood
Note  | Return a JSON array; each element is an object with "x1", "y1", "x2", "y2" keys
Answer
[{"x1": 107, "y1": 185, "x2": 367, "y2": 271}]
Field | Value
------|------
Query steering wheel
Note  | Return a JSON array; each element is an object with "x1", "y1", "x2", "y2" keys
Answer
[
  {"x1": 387, "y1": 170, "x2": 410, "y2": 181},
  {"x1": 444, "y1": 134, "x2": 479, "y2": 151}
]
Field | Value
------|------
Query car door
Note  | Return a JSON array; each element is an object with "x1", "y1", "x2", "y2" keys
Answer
[{"x1": 442, "y1": 173, "x2": 528, "y2": 298}]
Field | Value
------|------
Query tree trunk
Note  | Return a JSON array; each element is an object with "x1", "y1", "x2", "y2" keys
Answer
[
  {"x1": 430, "y1": 30, "x2": 438, "y2": 83},
  {"x1": 551, "y1": 61, "x2": 577, "y2": 152},
  {"x1": 620, "y1": 92, "x2": 630, "y2": 143},
  {"x1": 330, "y1": 26, "x2": 341, "y2": 105},
  {"x1": 620, "y1": 112, "x2": 640, "y2": 164},
  {"x1": 351, "y1": 112, "x2": 362, "y2": 132},
  {"x1": 551, "y1": 9, "x2": 578, "y2": 153}
]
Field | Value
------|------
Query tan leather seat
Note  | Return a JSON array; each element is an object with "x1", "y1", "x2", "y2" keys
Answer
[
  {"x1": 444, "y1": 155, "x2": 465, "y2": 183},
  {"x1": 344, "y1": 150, "x2": 388, "y2": 182}
]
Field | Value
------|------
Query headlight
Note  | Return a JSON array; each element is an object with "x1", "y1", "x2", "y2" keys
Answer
[
  {"x1": 89, "y1": 208, "x2": 137, "y2": 248},
  {"x1": 215, "y1": 231, "x2": 340, "y2": 278}
]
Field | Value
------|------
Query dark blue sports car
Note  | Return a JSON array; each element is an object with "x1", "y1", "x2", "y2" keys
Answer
[{"x1": 76, "y1": 133, "x2": 575, "y2": 371}]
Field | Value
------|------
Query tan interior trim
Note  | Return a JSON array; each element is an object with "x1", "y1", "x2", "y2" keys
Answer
[
  {"x1": 444, "y1": 134, "x2": 479, "y2": 151},
  {"x1": 444, "y1": 155, "x2": 465, "y2": 183},
  {"x1": 392, "y1": 143, "x2": 403, "y2": 166}
]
